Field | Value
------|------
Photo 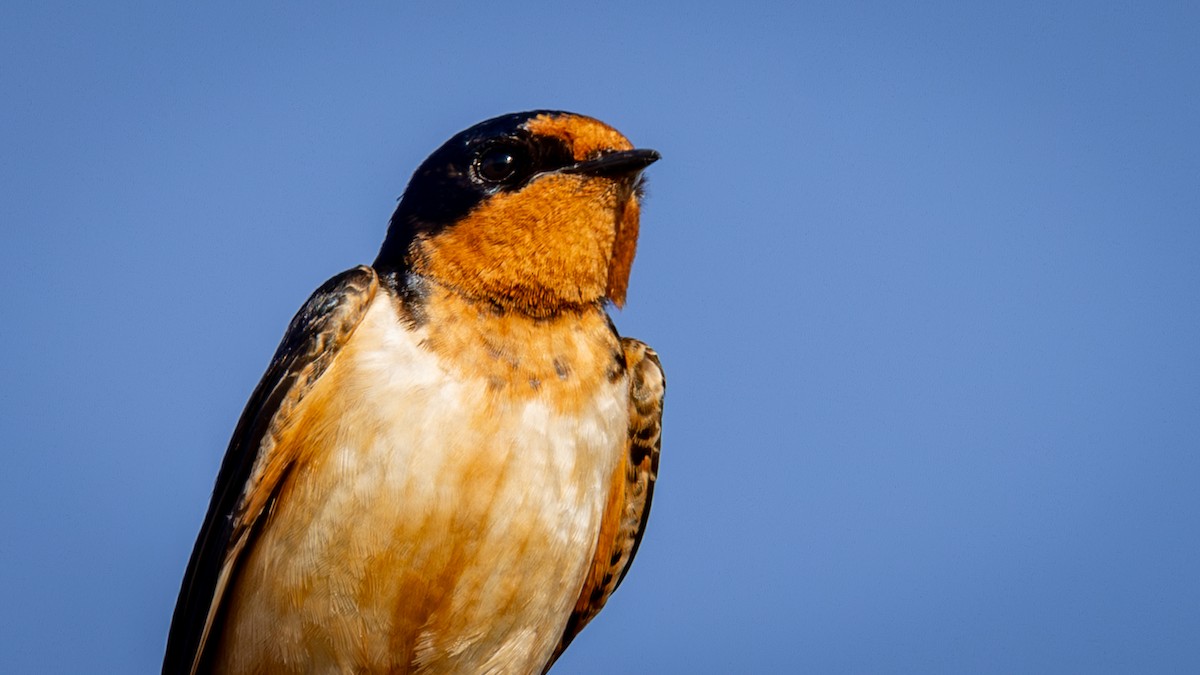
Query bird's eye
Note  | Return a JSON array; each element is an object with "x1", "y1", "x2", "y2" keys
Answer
[{"x1": 474, "y1": 145, "x2": 528, "y2": 184}]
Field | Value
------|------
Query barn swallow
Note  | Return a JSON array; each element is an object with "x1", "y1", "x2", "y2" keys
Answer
[{"x1": 164, "y1": 111, "x2": 665, "y2": 674}]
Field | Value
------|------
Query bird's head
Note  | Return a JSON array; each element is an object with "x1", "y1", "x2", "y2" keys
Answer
[{"x1": 375, "y1": 111, "x2": 659, "y2": 316}]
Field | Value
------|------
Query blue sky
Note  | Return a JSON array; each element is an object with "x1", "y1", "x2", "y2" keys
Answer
[{"x1": 3, "y1": 2, "x2": 1199, "y2": 672}]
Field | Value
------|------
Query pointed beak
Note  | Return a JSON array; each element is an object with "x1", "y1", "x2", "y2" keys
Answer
[{"x1": 561, "y1": 148, "x2": 661, "y2": 178}]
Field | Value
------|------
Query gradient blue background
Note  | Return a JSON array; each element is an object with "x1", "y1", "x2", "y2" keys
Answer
[{"x1": 3, "y1": 2, "x2": 1198, "y2": 672}]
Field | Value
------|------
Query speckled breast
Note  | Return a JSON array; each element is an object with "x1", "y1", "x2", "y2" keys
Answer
[{"x1": 212, "y1": 290, "x2": 629, "y2": 674}]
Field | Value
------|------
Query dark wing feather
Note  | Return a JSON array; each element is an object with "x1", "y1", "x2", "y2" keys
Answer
[
  {"x1": 162, "y1": 266, "x2": 378, "y2": 675},
  {"x1": 544, "y1": 338, "x2": 665, "y2": 672}
]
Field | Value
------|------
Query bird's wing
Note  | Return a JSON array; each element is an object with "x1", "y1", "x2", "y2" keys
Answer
[
  {"x1": 545, "y1": 338, "x2": 665, "y2": 672},
  {"x1": 162, "y1": 266, "x2": 378, "y2": 675}
]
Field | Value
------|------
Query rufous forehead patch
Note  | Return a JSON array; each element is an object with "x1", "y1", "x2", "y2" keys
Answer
[{"x1": 525, "y1": 113, "x2": 635, "y2": 161}]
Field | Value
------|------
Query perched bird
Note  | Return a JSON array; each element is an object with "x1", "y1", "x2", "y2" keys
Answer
[{"x1": 164, "y1": 111, "x2": 665, "y2": 674}]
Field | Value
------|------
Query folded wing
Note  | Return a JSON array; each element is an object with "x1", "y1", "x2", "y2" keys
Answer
[
  {"x1": 545, "y1": 338, "x2": 665, "y2": 672},
  {"x1": 163, "y1": 266, "x2": 378, "y2": 675}
]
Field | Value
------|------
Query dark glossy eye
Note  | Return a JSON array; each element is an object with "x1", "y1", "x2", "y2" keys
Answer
[{"x1": 474, "y1": 145, "x2": 528, "y2": 184}]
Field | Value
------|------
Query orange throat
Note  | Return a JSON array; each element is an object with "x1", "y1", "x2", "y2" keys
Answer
[{"x1": 408, "y1": 175, "x2": 642, "y2": 317}]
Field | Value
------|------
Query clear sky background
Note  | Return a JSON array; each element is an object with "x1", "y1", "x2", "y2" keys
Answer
[{"x1": 3, "y1": 2, "x2": 1198, "y2": 673}]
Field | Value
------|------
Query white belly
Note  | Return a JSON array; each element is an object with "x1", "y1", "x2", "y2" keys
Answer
[{"x1": 216, "y1": 296, "x2": 629, "y2": 674}]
